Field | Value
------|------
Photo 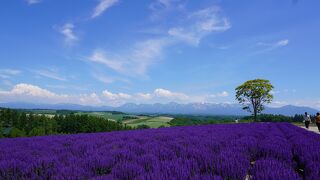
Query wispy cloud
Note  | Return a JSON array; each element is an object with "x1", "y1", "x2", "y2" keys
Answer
[
  {"x1": 89, "y1": 5, "x2": 230, "y2": 77},
  {"x1": 25, "y1": 0, "x2": 41, "y2": 5},
  {"x1": 93, "y1": 73, "x2": 115, "y2": 84},
  {"x1": 168, "y1": 7, "x2": 231, "y2": 46},
  {"x1": 257, "y1": 39, "x2": 289, "y2": 48},
  {"x1": 92, "y1": 73, "x2": 130, "y2": 84},
  {"x1": 89, "y1": 50, "x2": 126, "y2": 74},
  {"x1": 59, "y1": 23, "x2": 78, "y2": 45},
  {"x1": 149, "y1": 0, "x2": 186, "y2": 20},
  {"x1": 0, "y1": 69, "x2": 21, "y2": 79},
  {"x1": 92, "y1": 0, "x2": 119, "y2": 19},
  {"x1": 253, "y1": 39, "x2": 289, "y2": 54},
  {"x1": 89, "y1": 38, "x2": 170, "y2": 76},
  {"x1": 32, "y1": 69, "x2": 66, "y2": 81}
]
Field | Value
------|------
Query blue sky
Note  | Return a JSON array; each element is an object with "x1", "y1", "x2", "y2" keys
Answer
[{"x1": 0, "y1": 0, "x2": 320, "y2": 109}]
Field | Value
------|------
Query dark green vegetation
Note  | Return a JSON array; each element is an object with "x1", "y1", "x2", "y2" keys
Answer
[
  {"x1": 0, "y1": 107, "x2": 312, "y2": 138},
  {"x1": 0, "y1": 108, "x2": 132, "y2": 138},
  {"x1": 242, "y1": 114, "x2": 306, "y2": 122},
  {"x1": 169, "y1": 114, "x2": 313, "y2": 126},
  {"x1": 169, "y1": 115, "x2": 244, "y2": 126},
  {"x1": 236, "y1": 79, "x2": 274, "y2": 121}
]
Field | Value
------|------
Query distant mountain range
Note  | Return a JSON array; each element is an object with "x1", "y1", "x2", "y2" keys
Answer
[{"x1": 0, "y1": 102, "x2": 318, "y2": 116}]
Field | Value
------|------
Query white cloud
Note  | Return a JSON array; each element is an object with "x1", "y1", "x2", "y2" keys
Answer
[
  {"x1": 276, "y1": 39, "x2": 289, "y2": 47},
  {"x1": 89, "y1": 50, "x2": 126, "y2": 74},
  {"x1": 131, "y1": 39, "x2": 169, "y2": 75},
  {"x1": 168, "y1": 6, "x2": 231, "y2": 46},
  {"x1": 0, "y1": 84, "x2": 68, "y2": 104},
  {"x1": 79, "y1": 93, "x2": 103, "y2": 105},
  {"x1": 0, "y1": 69, "x2": 21, "y2": 79},
  {"x1": 10, "y1": 84, "x2": 62, "y2": 98},
  {"x1": 33, "y1": 69, "x2": 66, "y2": 81},
  {"x1": 154, "y1": 88, "x2": 189, "y2": 100},
  {"x1": 168, "y1": 28, "x2": 200, "y2": 46},
  {"x1": 25, "y1": 0, "x2": 41, "y2": 5},
  {"x1": 0, "y1": 69, "x2": 21, "y2": 75},
  {"x1": 89, "y1": 38, "x2": 169, "y2": 76},
  {"x1": 0, "y1": 83, "x2": 231, "y2": 106},
  {"x1": 254, "y1": 39, "x2": 289, "y2": 55},
  {"x1": 59, "y1": 23, "x2": 78, "y2": 44},
  {"x1": 149, "y1": 0, "x2": 186, "y2": 20},
  {"x1": 0, "y1": 83, "x2": 104, "y2": 106},
  {"x1": 257, "y1": 39, "x2": 289, "y2": 47},
  {"x1": 216, "y1": 91, "x2": 229, "y2": 97},
  {"x1": 157, "y1": 0, "x2": 171, "y2": 8},
  {"x1": 269, "y1": 101, "x2": 289, "y2": 107},
  {"x1": 92, "y1": 0, "x2": 119, "y2": 19},
  {"x1": 102, "y1": 90, "x2": 132, "y2": 100},
  {"x1": 89, "y1": 5, "x2": 230, "y2": 77},
  {"x1": 205, "y1": 91, "x2": 229, "y2": 100},
  {"x1": 136, "y1": 93, "x2": 152, "y2": 100}
]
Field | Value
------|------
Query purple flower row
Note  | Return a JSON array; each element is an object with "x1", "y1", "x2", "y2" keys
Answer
[{"x1": 0, "y1": 123, "x2": 319, "y2": 179}]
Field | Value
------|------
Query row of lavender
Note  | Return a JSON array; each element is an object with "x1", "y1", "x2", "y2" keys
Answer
[{"x1": 0, "y1": 123, "x2": 319, "y2": 179}]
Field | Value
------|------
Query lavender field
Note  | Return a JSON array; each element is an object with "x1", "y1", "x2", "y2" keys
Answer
[{"x1": 0, "y1": 123, "x2": 319, "y2": 179}]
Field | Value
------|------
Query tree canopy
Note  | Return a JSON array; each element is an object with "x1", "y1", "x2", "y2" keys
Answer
[
  {"x1": 235, "y1": 79, "x2": 274, "y2": 121},
  {"x1": 0, "y1": 108, "x2": 133, "y2": 138}
]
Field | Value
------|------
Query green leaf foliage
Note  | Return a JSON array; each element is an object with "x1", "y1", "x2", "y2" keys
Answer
[{"x1": 236, "y1": 79, "x2": 274, "y2": 121}]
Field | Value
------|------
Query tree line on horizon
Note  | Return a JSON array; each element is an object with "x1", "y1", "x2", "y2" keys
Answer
[{"x1": 0, "y1": 108, "x2": 133, "y2": 138}]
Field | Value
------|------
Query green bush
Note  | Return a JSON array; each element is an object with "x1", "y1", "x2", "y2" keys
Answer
[
  {"x1": 136, "y1": 124, "x2": 151, "y2": 129},
  {"x1": 29, "y1": 127, "x2": 46, "y2": 136},
  {"x1": 9, "y1": 128, "x2": 26, "y2": 138}
]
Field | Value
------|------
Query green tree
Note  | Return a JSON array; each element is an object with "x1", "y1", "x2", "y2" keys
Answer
[
  {"x1": 18, "y1": 112, "x2": 28, "y2": 130},
  {"x1": 136, "y1": 124, "x2": 151, "y2": 129},
  {"x1": 9, "y1": 128, "x2": 26, "y2": 138},
  {"x1": 235, "y1": 79, "x2": 274, "y2": 122},
  {"x1": 29, "y1": 127, "x2": 46, "y2": 136},
  {"x1": 0, "y1": 122, "x2": 3, "y2": 138}
]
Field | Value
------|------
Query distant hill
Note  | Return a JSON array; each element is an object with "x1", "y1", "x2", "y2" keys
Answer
[{"x1": 0, "y1": 102, "x2": 318, "y2": 116}]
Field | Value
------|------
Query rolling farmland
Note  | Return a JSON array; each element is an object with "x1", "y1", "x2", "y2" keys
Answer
[{"x1": 122, "y1": 116, "x2": 173, "y2": 128}]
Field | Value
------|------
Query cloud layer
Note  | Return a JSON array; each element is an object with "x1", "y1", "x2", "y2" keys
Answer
[
  {"x1": 89, "y1": 38, "x2": 170, "y2": 77},
  {"x1": 59, "y1": 23, "x2": 78, "y2": 45},
  {"x1": 0, "y1": 69, "x2": 21, "y2": 79},
  {"x1": 168, "y1": 7, "x2": 231, "y2": 46},
  {"x1": 92, "y1": 0, "x2": 119, "y2": 18},
  {"x1": 0, "y1": 83, "x2": 229, "y2": 106},
  {"x1": 88, "y1": 5, "x2": 231, "y2": 77}
]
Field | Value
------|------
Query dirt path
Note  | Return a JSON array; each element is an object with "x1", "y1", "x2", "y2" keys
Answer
[{"x1": 299, "y1": 125, "x2": 320, "y2": 134}]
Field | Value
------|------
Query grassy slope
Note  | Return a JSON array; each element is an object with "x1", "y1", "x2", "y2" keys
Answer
[
  {"x1": 75, "y1": 112, "x2": 135, "y2": 121},
  {"x1": 123, "y1": 116, "x2": 173, "y2": 128}
]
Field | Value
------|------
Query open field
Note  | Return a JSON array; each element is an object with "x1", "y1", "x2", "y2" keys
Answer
[
  {"x1": 0, "y1": 123, "x2": 319, "y2": 179},
  {"x1": 123, "y1": 116, "x2": 173, "y2": 128},
  {"x1": 75, "y1": 112, "x2": 173, "y2": 127},
  {"x1": 75, "y1": 111, "x2": 134, "y2": 121}
]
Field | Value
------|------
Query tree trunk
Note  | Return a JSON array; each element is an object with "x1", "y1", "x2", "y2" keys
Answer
[{"x1": 253, "y1": 107, "x2": 257, "y2": 122}]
